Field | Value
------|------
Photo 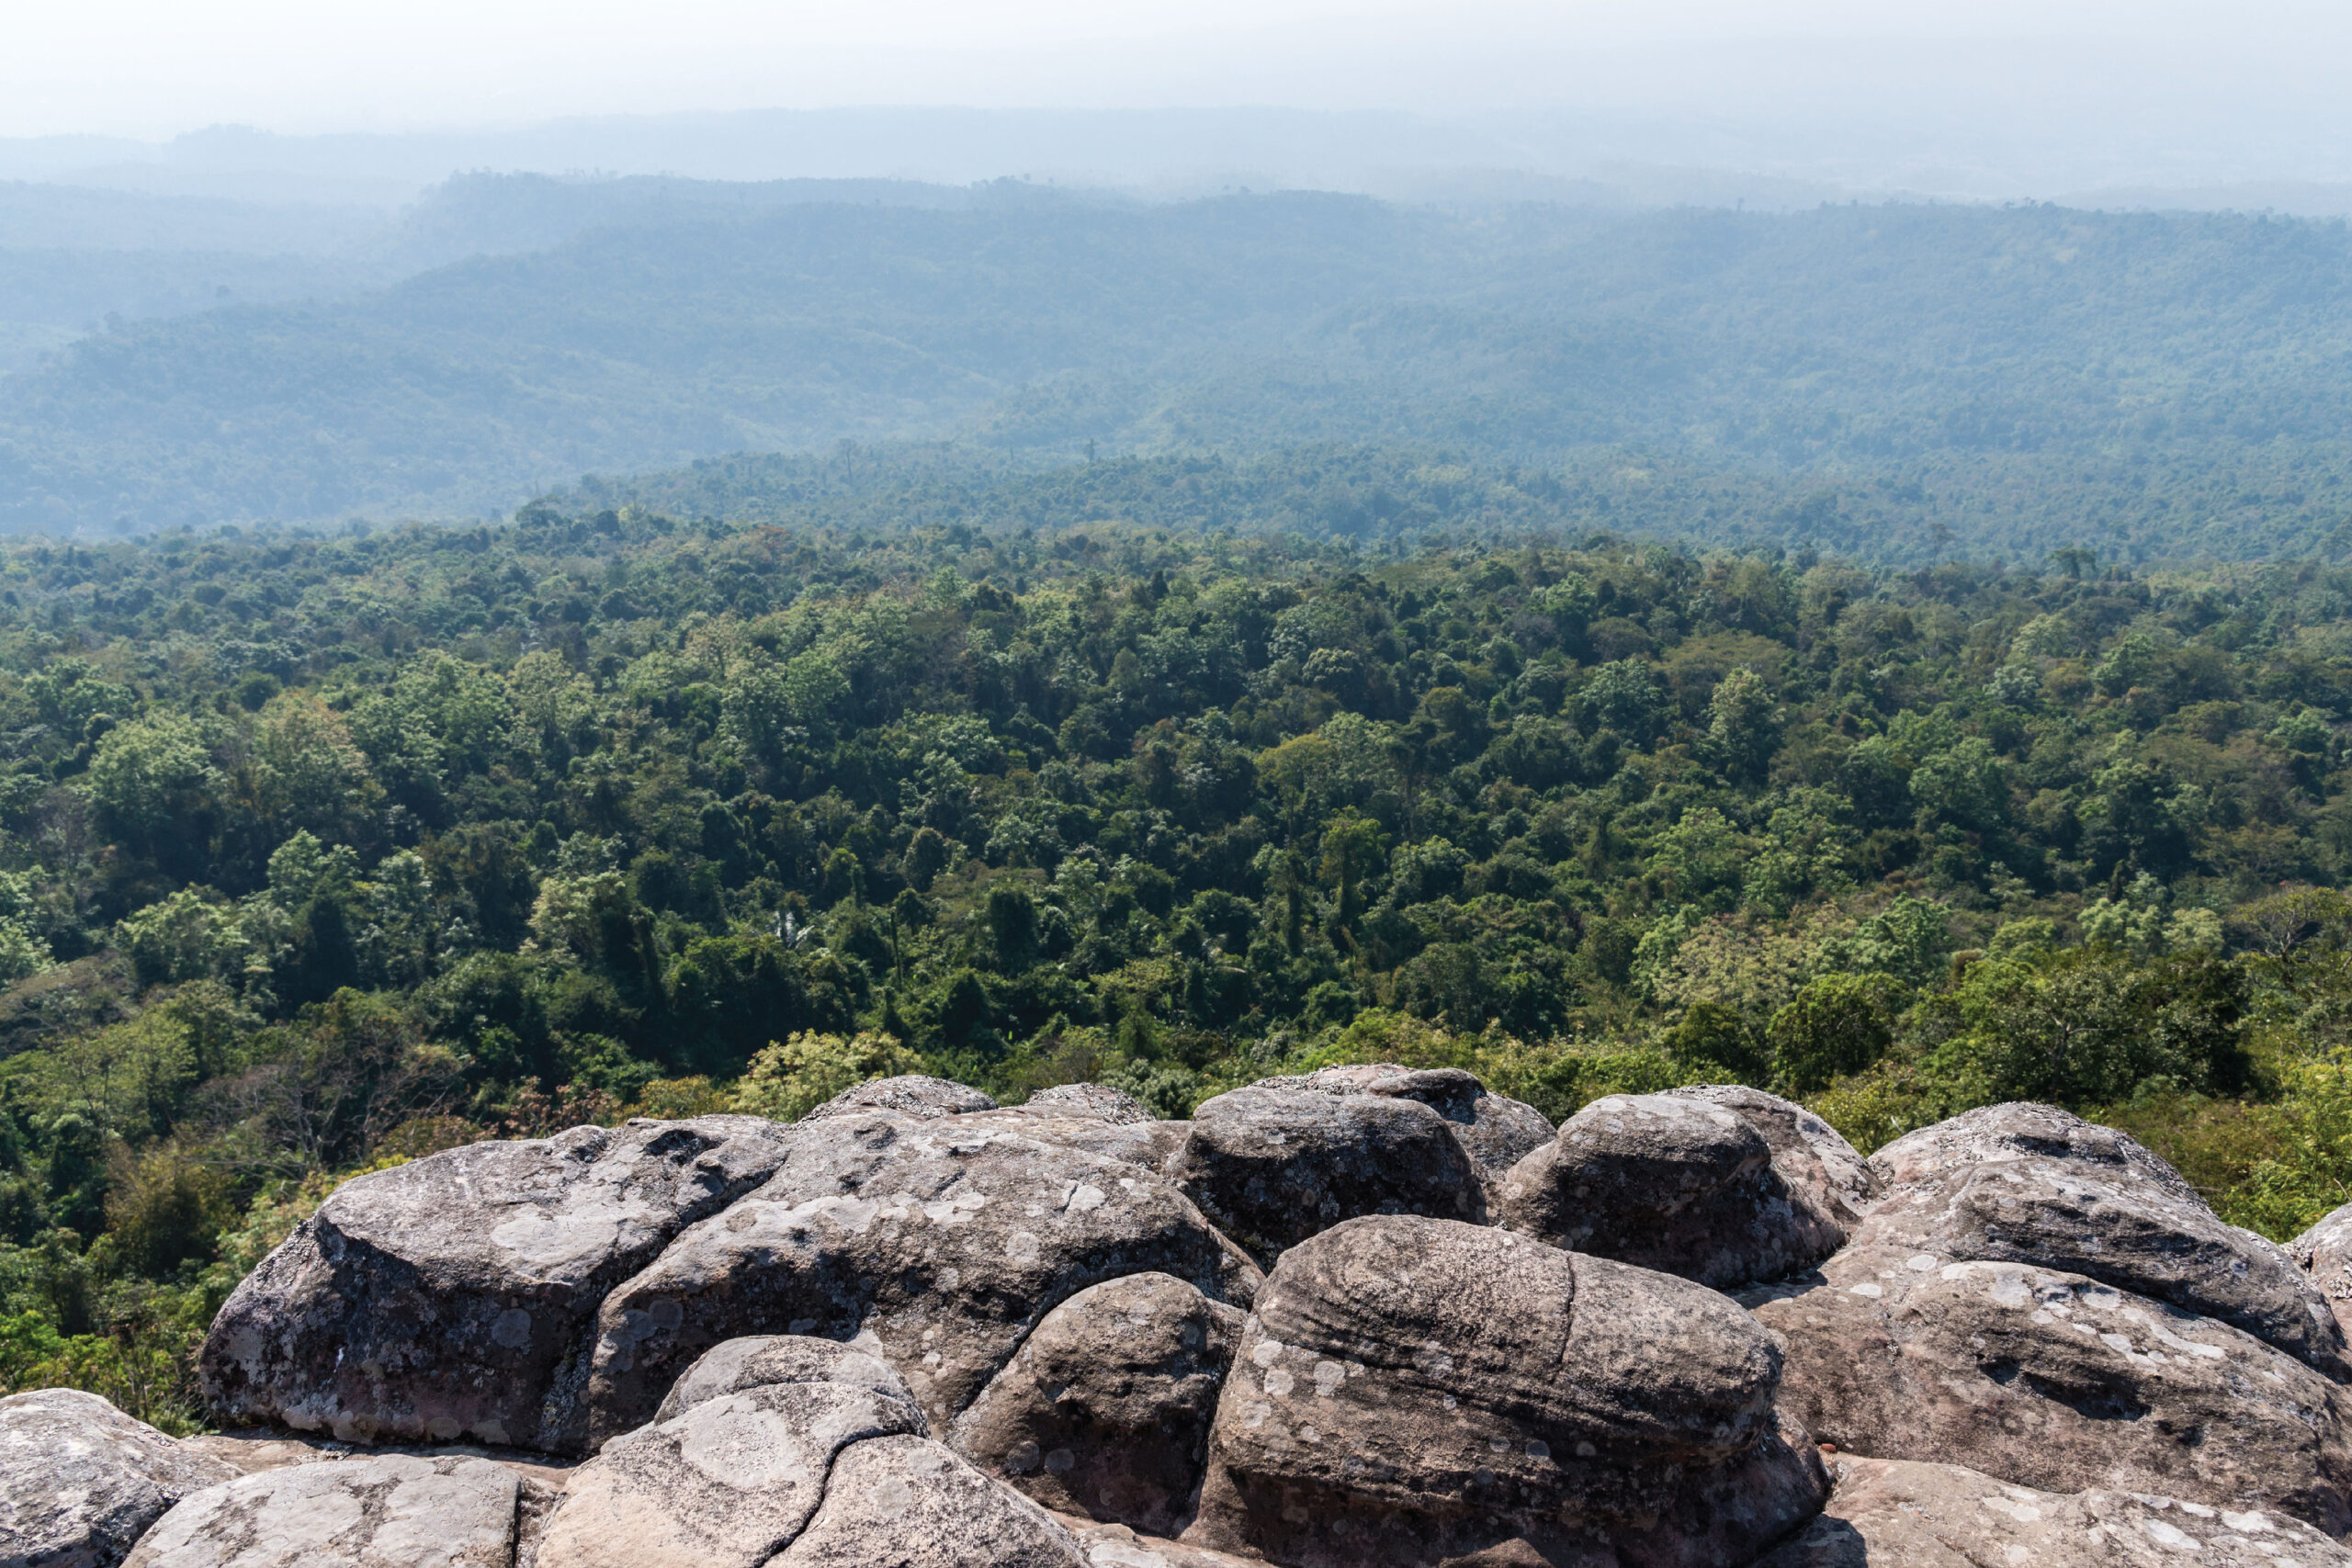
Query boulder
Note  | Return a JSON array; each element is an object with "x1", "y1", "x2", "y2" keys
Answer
[
  {"x1": 1747, "y1": 1246, "x2": 2352, "y2": 1533},
  {"x1": 1057, "y1": 1517, "x2": 1265, "y2": 1568},
  {"x1": 1170, "y1": 1086, "x2": 1483, "y2": 1265},
  {"x1": 1664, "y1": 1084, "x2": 1883, "y2": 1226},
  {"x1": 1020, "y1": 1084, "x2": 1154, "y2": 1124},
  {"x1": 801, "y1": 1075, "x2": 995, "y2": 1122},
  {"x1": 534, "y1": 1337, "x2": 929, "y2": 1568},
  {"x1": 586, "y1": 1111, "x2": 1261, "y2": 1446},
  {"x1": 949, "y1": 1111, "x2": 1190, "y2": 1177},
  {"x1": 950, "y1": 1272, "x2": 1244, "y2": 1535},
  {"x1": 201, "y1": 1116, "x2": 797, "y2": 1455},
  {"x1": 1252, "y1": 1064, "x2": 1553, "y2": 1173},
  {"x1": 122, "y1": 1453, "x2": 518, "y2": 1568},
  {"x1": 0, "y1": 1388, "x2": 236, "y2": 1568},
  {"x1": 1859, "y1": 1102, "x2": 2351, "y2": 1381},
  {"x1": 769, "y1": 1435, "x2": 1085, "y2": 1566},
  {"x1": 1187, "y1": 1215, "x2": 1829, "y2": 1567},
  {"x1": 1492, "y1": 1092, "x2": 1848, "y2": 1289},
  {"x1": 1756, "y1": 1455, "x2": 2352, "y2": 1568},
  {"x1": 2296, "y1": 1199, "x2": 2352, "y2": 1345}
]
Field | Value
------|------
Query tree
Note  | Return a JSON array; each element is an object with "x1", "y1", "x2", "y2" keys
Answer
[{"x1": 1768, "y1": 972, "x2": 1905, "y2": 1095}]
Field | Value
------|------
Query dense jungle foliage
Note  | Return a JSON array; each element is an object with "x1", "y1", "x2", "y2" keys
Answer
[{"x1": 10, "y1": 502, "x2": 2352, "y2": 1427}]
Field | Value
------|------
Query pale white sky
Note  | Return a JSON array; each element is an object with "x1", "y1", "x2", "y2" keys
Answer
[{"x1": 7, "y1": 0, "x2": 2347, "y2": 141}]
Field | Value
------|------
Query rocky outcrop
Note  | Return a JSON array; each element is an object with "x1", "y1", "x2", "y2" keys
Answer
[
  {"x1": 1021, "y1": 1084, "x2": 1154, "y2": 1123},
  {"x1": 1666, "y1": 1084, "x2": 1883, "y2": 1226},
  {"x1": 950, "y1": 1110, "x2": 1190, "y2": 1176},
  {"x1": 1756, "y1": 1455, "x2": 2352, "y2": 1568},
  {"x1": 770, "y1": 1435, "x2": 1083, "y2": 1566},
  {"x1": 801, "y1": 1074, "x2": 995, "y2": 1122},
  {"x1": 1187, "y1": 1214, "x2": 1829, "y2": 1567},
  {"x1": 1859, "y1": 1102, "x2": 2352, "y2": 1380},
  {"x1": 950, "y1": 1271, "x2": 1244, "y2": 1535},
  {"x1": 0, "y1": 1389, "x2": 236, "y2": 1568},
  {"x1": 122, "y1": 1453, "x2": 519, "y2": 1568},
  {"x1": 535, "y1": 1337, "x2": 931, "y2": 1568},
  {"x1": 1170, "y1": 1085, "x2": 1483, "y2": 1265},
  {"x1": 585, "y1": 1110, "x2": 1260, "y2": 1445},
  {"x1": 200, "y1": 1116, "x2": 797, "y2": 1455},
  {"x1": 1747, "y1": 1246, "x2": 2352, "y2": 1532},
  {"x1": 2298, "y1": 1200, "x2": 2352, "y2": 1345},
  {"x1": 1492, "y1": 1091, "x2": 1851, "y2": 1288},
  {"x1": 1252, "y1": 1064, "x2": 1553, "y2": 1173}
]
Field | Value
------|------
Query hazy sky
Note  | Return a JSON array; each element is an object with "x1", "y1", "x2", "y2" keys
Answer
[{"x1": 11, "y1": 0, "x2": 2350, "y2": 144}]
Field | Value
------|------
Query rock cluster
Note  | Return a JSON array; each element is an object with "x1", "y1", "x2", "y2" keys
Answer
[{"x1": 16, "y1": 1079, "x2": 2352, "y2": 1568}]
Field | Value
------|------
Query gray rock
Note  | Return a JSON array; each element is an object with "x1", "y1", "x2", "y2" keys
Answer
[
  {"x1": 1860, "y1": 1102, "x2": 2351, "y2": 1381},
  {"x1": 0, "y1": 1388, "x2": 235, "y2": 1568},
  {"x1": 586, "y1": 1111, "x2": 1261, "y2": 1446},
  {"x1": 1252, "y1": 1064, "x2": 1553, "y2": 1173},
  {"x1": 201, "y1": 1116, "x2": 797, "y2": 1455},
  {"x1": 801, "y1": 1075, "x2": 995, "y2": 1122},
  {"x1": 122, "y1": 1454, "x2": 518, "y2": 1568},
  {"x1": 1020, "y1": 1085, "x2": 1154, "y2": 1124},
  {"x1": 1747, "y1": 1246, "x2": 2352, "y2": 1533},
  {"x1": 535, "y1": 1339, "x2": 928, "y2": 1568},
  {"x1": 950, "y1": 1272, "x2": 1243, "y2": 1536},
  {"x1": 2296, "y1": 1199, "x2": 2352, "y2": 1345},
  {"x1": 770, "y1": 1435, "x2": 1084, "y2": 1566},
  {"x1": 1493, "y1": 1092, "x2": 1849, "y2": 1289},
  {"x1": 1170, "y1": 1085, "x2": 1483, "y2": 1266},
  {"x1": 1056, "y1": 1516, "x2": 1264, "y2": 1568},
  {"x1": 1665, "y1": 1084, "x2": 1883, "y2": 1226},
  {"x1": 948, "y1": 1111, "x2": 1189, "y2": 1177},
  {"x1": 1756, "y1": 1455, "x2": 2352, "y2": 1568},
  {"x1": 1186, "y1": 1215, "x2": 1828, "y2": 1567}
]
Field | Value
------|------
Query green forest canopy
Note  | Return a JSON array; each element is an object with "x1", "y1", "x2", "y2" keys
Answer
[{"x1": 10, "y1": 501, "x2": 2352, "y2": 1426}]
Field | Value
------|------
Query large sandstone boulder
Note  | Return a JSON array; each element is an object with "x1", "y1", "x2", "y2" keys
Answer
[
  {"x1": 535, "y1": 1337, "x2": 931, "y2": 1568},
  {"x1": 1492, "y1": 1092, "x2": 1850, "y2": 1289},
  {"x1": 1252, "y1": 1064, "x2": 1554, "y2": 1173},
  {"x1": 0, "y1": 1388, "x2": 236, "y2": 1568},
  {"x1": 122, "y1": 1453, "x2": 519, "y2": 1568},
  {"x1": 201, "y1": 1116, "x2": 797, "y2": 1455},
  {"x1": 770, "y1": 1435, "x2": 1084, "y2": 1566},
  {"x1": 802, "y1": 1074, "x2": 995, "y2": 1122},
  {"x1": 1860, "y1": 1102, "x2": 2351, "y2": 1380},
  {"x1": 1170, "y1": 1085, "x2": 1483, "y2": 1265},
  {"x1": 951, "y1": 1271, "x2": 1244, "y2": 1535},
  {"x1": 1756, "y1": 1455, "x2": 2352, "y2": 1568},
  {"x1": 1021, "y1": 1084, "x2": 1154, "y2": 1123},
  {"x1": 1747, "y1": 1246, "x2": 2352, "y2": 1533},
  {"x1": 2297, "y1": 1199, "x2": 2352, "y2": 1345},
  {"x1": 950, "y1": 1110, "x2": 1190, "y2": 1177},
  {"x1": 586, "y1": 1111, "x2": 1260, "y2": 1445},
  {"x1": 1187, "y1": 1215, "x2": 1829, "y2": 1567},
  {"x1": 1665, "y1": 1084, "x2": 1883, "y2": 1226}
]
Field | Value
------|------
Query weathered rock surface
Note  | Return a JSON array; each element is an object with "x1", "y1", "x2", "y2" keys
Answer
[
  {"x1": 1666, "y1": 1084, "x2": 1883, "y2": 1226},
  {"x1": 535, "y1": 1337, "x2": 929, "y2": 1568},
  {"x1": 2297, "y1": 1199, "x2": 2352, "y2": 1345},
  {"x1": 1747, "y1": 1246, "x2": 2352, "y2": 1533},
  {"x1": 1057, "y1": 1516, "x2": 1264, "y2": 1568},
  {"x1": 1493, "y1": 1091, "x2": 1849, "y2": 1289},
  {"x1": 1020, "y1": 1084, "x2": 1154, "y2": 1123},
  {"x1": 951, "y1": 1272, "x2": 1244, "y2": 1535},
  {"x1": 201, "y1": 1116, "x2": 797, "y2": 1456},
  {"x1": 1254, "y1": 1063, "x2": 1554, "y2": 1173},
  {"x1": 1187, "y1": 1214, "x2": 1829, "y2": 1567},
  {"x1": 949, "y1": 1111, "x2": 1190, "y2": 1177},
  {"x1": 802, "y1": 1074, "x2": 995, "y2": 1122},
  {"x1": 1756, "y1": 1455, "x2": 2352, "y2": 1568},
  {"x1": 0, "y1": 1388, "x2": 236, "y2": 1568},
  {"x1": 770, "y1": 1434, "x2": 1085, "y2": 1566},
  {"x1": 1170, "y1": 1085, "x2": 1483, "y2": 1265},
  {"x1": 1860, "y1": 1102, "x2": 2351, "y2": 1380},
  {"x1": 586, "y1": 1111, "x2": 1260, "y2": 1445},
  {"x1": 122, "y1": 1453, "x2": 518, "y2": 1568}
]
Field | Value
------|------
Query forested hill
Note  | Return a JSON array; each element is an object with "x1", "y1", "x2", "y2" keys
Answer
[
  {"x1": 16, "y1": 506, "x2": 2352, "y2": 1423},
  {"x1": 6, "y1": 194, "x2": 2352, "y2": 549}
]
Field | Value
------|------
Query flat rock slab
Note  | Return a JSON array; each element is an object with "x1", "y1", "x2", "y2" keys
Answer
[
  {"x1": 951, "y1": 1271, "x2": 1244, "y2": 1535},
  {"x1": 1188, "y1": 1215, "x2": 1827, "y2": 1567},
  {"x1": 771, "y1": 1436, "x2": 1083, "y2": 1567},
  {"x1": 946, "y1": 1111, "x2": 1189, "y2": 1177},
  {"x1": 1020, "y1": 1085, "x2": 1154, "y2": 1124},
  {"x1": 184, "y1": 1432, "x2": 577, "y2": 1490},
  {"x1": 1747, "y1": 1246, "x2": 2352, "y2": 1534},
  {"x1": 1860, "y1": 1102, "x2": 2349, "y2": 1381},
  {"x1": 122, "y1": 1453, "x2": 518, "y2": 1568},
  {"x1": 803, "y1": 1075, "x2": 995, "y2": 1122},
  {"x1": 202, "y1": 1116, "x2": 797, "y2": 1455},
  {"x1": 1756, "y1": 1456, "x2": 2352, "y2": 1568},
  {"x1": 0, "y1": 1388, "x2": 236, "y2": 1568},
  {"x1": 1251, "y1": 1064, "x2": 1553, "y2": 1174},
  {"x1": 1494, "y1": 1091, "x2": 1849, "y2": 1290},
  {"x1": 1171, "y1": 1085, "x2": 1484, "y2": 1266},
  {"x1": 586, "y1": 1111, "x2": 1260, "y2": 1444}
]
